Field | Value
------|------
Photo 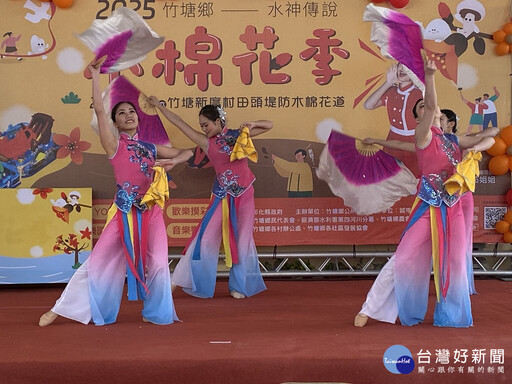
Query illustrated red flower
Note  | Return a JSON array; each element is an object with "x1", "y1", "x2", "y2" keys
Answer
[
  {"x1": 80, "y1": 227, "x2": 92, "y2": 240},
  {"x1": 32, "y1": 188, "x2": 54, "y2": 199},
  {"x1": 69, "y1": 236, "x2": 79, "y2": 248},
  {"x1": 53, "y1": 127, "x2": 91, "y2": 165}
]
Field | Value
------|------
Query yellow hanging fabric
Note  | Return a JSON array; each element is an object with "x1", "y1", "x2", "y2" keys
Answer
[
  {"x1": 141, "y1": 166, "x2": 169, "y2": 209},
  {"x1": 230, "y1": 126, "x2": 258, "y2": 163},
  {"x1": 444, "y1": 151, "x2": 482, "y2": 196}
]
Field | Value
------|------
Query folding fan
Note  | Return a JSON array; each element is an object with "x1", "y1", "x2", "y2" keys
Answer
[
  {"x1": 76, "y1": 7, "x2": 164, "y2": 73},
  {"x1": 316, "y1": 131, "x2": 417, "y2": 215},
  {"x1": 91, "y1": 75, "x2": 171, "y2": 146},
  {"x1": 363, "y1": 3, "x2": 425, "y2": 90}
]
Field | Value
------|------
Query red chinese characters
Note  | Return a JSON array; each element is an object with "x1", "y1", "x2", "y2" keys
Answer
[
  {"x1": 149, "y1": 25, "x2": 348, "y2": 90},
  {"x1": 233, "y1": 25, "x2": 292, "y2": 85},
  {"x1": 152, "y1": 27, "x2": 222, "y2": 91},
  {"x1": 300, "y1": 28, "x2": 350, "y2": 85}
]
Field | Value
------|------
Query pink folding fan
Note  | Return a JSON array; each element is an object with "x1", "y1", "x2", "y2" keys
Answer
[
  {"x1": 76, "y1": 7, "x2": 164, "y2": 73},
  {"x1": 91, "y1": 75, "x2": 171, "y2": 146},
  {"x1": 316, "y1": 131, "x2": 417, "y2": 215}
]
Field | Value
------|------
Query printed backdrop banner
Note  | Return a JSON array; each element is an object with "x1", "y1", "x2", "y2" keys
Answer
[
  {"x1": 0, "y1": 188, "x2": 92, "y2": 284},
  {"x1": 1, "y1": 1, "x2": 510, "y2": 246}
]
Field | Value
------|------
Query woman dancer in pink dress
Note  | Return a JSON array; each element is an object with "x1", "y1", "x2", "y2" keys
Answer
[
  {"x1": 362, "y1": 112, "x2": 497, "y2": 298},
  {"x1": 39, "y1": 58, "x2": 192, "y2": 326},
  {"x1": 150, "y1": 97, "x2": 272, "y2": 299},
  {"x1": 354, "y1": 60, "x2": 494, "y2": 328}
]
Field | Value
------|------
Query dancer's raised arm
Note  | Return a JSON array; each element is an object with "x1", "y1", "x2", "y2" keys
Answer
[
  {"x1": 415, "y1": 60, "x2": 438, "y2": 149},
  {"x1": 89, "y1": 57, "x2": 117, "y2": 157},
  {"x1": 148, "y1": 96, "x2": 208, "y2": 151},
  {"x1": 240, "y1": 120, "x2": 273, "y2": 137}
]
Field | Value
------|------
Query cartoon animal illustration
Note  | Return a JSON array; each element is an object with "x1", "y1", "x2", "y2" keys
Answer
[{"x1": 28, "y1": 35, "x2": 49, "y2": 59}]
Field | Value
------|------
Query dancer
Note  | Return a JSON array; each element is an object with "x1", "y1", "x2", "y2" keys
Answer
[
  {"x1": 149, "y1": 97, "x2": 272, "y2": 299},
  {"x1": 354, "y1": 60, "x2": 494, "y2": 328},
  {"x1": 39, "y1": 58, "x2": 192, "y2": 326},
  {"x1": 363, "y1": 112, "x2": 498, "y2": 297}
]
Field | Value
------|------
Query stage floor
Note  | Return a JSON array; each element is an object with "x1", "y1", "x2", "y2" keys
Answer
[{"x1": 1, "y1": 278, "x2": 511, "y2": 384}]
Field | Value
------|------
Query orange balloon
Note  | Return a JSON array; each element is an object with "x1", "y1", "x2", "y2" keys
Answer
[
  {"x1": 496, "y1": 220, "x2": 510, "y2": 234},
  {"x1": 54, "y1": 0, "x2": 74, "y2": 8},
  {"x1": 503, "y1": 231, "x2": 512, "y2": 243},
  {"x1": 493, "y1": 30, "x2": 507, "y2": 43},
  {"x1": 486, "y1": 137, "x2": 507, "y2": 156},
  {"x1": 488, "y1": 154, "x2": 510, "y2": 175},
  {"x1": 495, "y1": 42, "x2": 510, "y2": 56},
  {"x1": 501, "y1": 125, "x2": 512, "y2": 145},
  {"x1": 504, "y1": 210, "x2": 512, "y2": 223},
  {"x1": 503, "y1": 23, "x2": 512, "y2": 35}
]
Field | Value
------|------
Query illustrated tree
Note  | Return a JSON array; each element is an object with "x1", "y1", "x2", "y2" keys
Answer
[{"x1": 53, "y1": 230, "x2": 90, "y2": 269}]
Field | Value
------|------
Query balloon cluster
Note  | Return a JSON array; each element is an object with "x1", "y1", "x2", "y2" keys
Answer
[
  {"x1": 488, "y1": 125, "x2": 512, "y2": 241},
  {"x1": 487, "y1": 125, "x2": 512, "y2": 176},
  {"x1": 492, "y1": 19, "x2": 512, "y2": 56},
  {"x1": 495, "y1": 209, "x2": 512, "y2": 243},
  {"x1": 370, "y1": 0, "x2": 409, "y2": 9},
  {"x1": 40, "y1": 0, "x2": 74, "y2": 8}
]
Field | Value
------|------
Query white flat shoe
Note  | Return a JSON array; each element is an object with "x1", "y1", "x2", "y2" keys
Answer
[{"x1": 230, "y1": 291, "x2": 246, "y2": 299}]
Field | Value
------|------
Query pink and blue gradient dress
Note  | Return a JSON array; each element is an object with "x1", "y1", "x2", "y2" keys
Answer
[
  {"x1": 360, "y1": 126, "x2": 473, "y2": 328},
  {"x1": 172, "y1": 128, "x2": 266, "y2": 298},
  {"x1": 52, "y1": 132, "x2": 178, "y2": 325}
]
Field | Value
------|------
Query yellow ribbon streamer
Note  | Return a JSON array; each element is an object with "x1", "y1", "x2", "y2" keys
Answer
[
  {"x1": 222, "y1": 198, "x2": 233, "y2": 268},
  {"x1": 444, "y1": 151, "x2": 482, "y2": 196},
  {"x1": 409, "y1": 198, "x2": 442, "y2": 302},
  {"x1": 230, "y1": 126, "x2": 258, "y2": 163},
  {"x1": 105, "y1": 204, "x2": 135, "y2": 248},
  {"x1": 430, "y1": 205, "x2": 441, "y2": 302}
]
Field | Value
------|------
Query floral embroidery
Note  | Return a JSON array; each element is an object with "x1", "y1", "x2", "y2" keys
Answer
[
  {"x1": 215, "y1": 130, "x2": 239, "y2": 155},
  {"x1": 212, "y1": 170, "x2": 246, "y2": 198},
  {"x1": 127, "y1": 141, "x2": 155, "y2": 178},
  {"x1": 438, "y1": 133, "x2": 459, "y2": 167},
  {"x1": 417, "y1": 132, "x2": 461, "y2": 207},
  {"x1": 115, "y1": 182, "x2": 147, "y2": 213}
]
